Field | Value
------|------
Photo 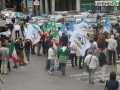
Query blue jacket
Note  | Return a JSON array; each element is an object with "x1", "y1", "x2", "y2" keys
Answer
[
  {"x1": 98, "y1": 52, "x2": 107, "y2": 67},
  {"x1": 106, "y1": 80, "x2": 119, "y2": 90}
]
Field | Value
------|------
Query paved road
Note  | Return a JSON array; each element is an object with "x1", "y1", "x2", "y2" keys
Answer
[{"x1": 0, "y1": 19, "x2": 119, "y2": 90}]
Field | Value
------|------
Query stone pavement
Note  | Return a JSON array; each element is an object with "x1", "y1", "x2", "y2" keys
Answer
[{"x1": 0, "y1": 19, "x2": 119, "y2": 90}]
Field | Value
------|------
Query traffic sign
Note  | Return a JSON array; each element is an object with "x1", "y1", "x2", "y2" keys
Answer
[{"x1": 34, "y1": 1, "x2": 39, "y2": 5}]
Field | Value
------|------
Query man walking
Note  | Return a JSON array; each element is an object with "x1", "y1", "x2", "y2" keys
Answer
[
  {"x1": 84, "y1": 50, "x2": 98, "y2": 84},
  {"x1": 96, "y1": 48, "x2": 107, "y2": 83}
]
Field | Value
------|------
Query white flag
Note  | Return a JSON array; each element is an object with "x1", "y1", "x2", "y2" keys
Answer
[
  {"x1": 70, "y1": 24, "x2": 90, "y2": 56},
  {"x1": 26, "y1": 24, "x2": 41, "y2": 44}
]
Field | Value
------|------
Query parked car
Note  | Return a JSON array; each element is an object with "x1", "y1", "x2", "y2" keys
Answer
[
  {"x1": 8, "y1": 12, "x2": 26, "y2": 20},
  {"x1": 2, "y1": 12, "x2": 12, "y2": 20},
  {"x1": 5, "y1": 17, "x2": 20, "y2": 25},
  {"x1": 48, "y1": 15, "x2": 63, "y2": 21},
  {"x1": 29, "y1": 16, "x2": 46, "y2": 23}
]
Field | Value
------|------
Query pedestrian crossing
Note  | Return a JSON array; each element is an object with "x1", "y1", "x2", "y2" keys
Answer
[{"x1": 70, "y1": 71, "x2": 120, "y2": 85}]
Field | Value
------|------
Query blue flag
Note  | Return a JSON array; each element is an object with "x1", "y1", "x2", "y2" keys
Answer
[
  {"x1": 105, "y1": 18, "x2": 112, "y2": 31},
  {"x1": 69, "y1": 22, "x2": 74, "y2": 31},
  {"x1": 60, "y1": 24, "x2": 68, "y2": 35}
]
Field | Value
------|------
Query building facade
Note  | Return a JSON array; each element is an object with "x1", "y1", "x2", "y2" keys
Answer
[{"x1": 1, "y1": 0, "x2": 120, "y2": 15}]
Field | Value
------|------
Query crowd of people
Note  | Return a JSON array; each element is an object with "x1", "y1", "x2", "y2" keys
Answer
[{"x1": 0, "y1": 16, "x2": 119, "y2": 89}]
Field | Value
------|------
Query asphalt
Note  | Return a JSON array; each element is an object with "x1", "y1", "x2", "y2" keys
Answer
[{"x1": 0, "y1": 18, "x2": 119, "y2": 90}]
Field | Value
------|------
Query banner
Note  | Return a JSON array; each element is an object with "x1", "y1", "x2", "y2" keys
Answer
[{"x1": 70, "y1": 24, "x2": 90, "y2": 56}]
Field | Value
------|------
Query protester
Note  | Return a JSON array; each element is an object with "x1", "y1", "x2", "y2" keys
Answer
[
  {"x1": 0, "y1": 43, "x2": 9, "y2": 75},
  {"x1": 115, "y1": 33, "x2": 120, "y2": 60},
  {"x1": 76, "y1": 49, "x2": 83, "y2": 69},
  {"x1": 48, "y1": 43, "x2": 55, "y2": 75},
  {"x1": 106, "y1": 35, "x2": 117, "y2": 65},
  {"x1": 7, "y1": 22, "x2": 14, "y2": 37},
  {"x1": 70, "y1": 42, "x2": 77, "y2": 67},
  {"x1": 97, "y1": 31, "x2": 105, "y2": 49},
  {"x1": 14, "y1": 38, "x2": 20, "y2": 68},
  {"x1": 87, "y1": 38, "x2": 97, "y2": 54},
  {"x1": 24, "y1": 39, "x2": 30, "y2": 63},
  {"x1": 58, "y1": 43, "x2": 69, "y2": 76},
  {"x1": 19, "y1": 38, "x2": 25, "y2": 65},
  {"x1": 96, "y1": 48, "x2": 107, "y2": 83},
  {"x1": 84, "y1": 50, "x2": 98, "y2": 84},
  {"x1": 21, "y1": 23, "x2": 24, "y2": 38},
  {"x1": 37, "y1": 37, "x2": 42, "y2": 56},
  {"x1": 60, "y1": 33, "x2": 68, "y2": 46},
  {"x1": 105, "y1": 72, "x2": 119, "y2": 90},
  {"x1": 14, "y1": 22, "x2": 20, "y2": 39}
]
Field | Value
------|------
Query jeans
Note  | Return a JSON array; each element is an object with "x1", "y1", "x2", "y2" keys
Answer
[
  {"x1": 108, "y1": 50, "x2": 116, "y2": 64},
  {"x1": 31, "y1": 45, "x2": 35, "y2": 54},
  {"x1": 61, "y1": 63, "x2": 66, "y2": 75},
  {"x1": 14, "y1": 61, "x2": 17, "y2": 67},
  {"x1": 101, "y1": 65, "x2": 106, "y2": 81},
  {"x1": 70, "y1": 53, "x2": 77, "y2": 67},
  {"x1": 89, "y1": 69, "x2": 95, "y2": 84},
  {"x1": 49, "y1": 59, "x2": 55, "y2": 72},
  {"x1": 15, "y1": 31, "x2": 20, "y2": 39},
  {"x1": 21, "y1": 31, "x2": 24, "y2": 38},
  {"x1": 37, "y1": 43, "x2": 41, "y2": 55},
  {"x1": 25, "y1": 50, "x2": 30, "y2": 62}
]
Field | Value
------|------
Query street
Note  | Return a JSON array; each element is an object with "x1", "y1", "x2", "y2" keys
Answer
[{"x1": 0, "y1": 19, "x2": 119, "y2": 90}]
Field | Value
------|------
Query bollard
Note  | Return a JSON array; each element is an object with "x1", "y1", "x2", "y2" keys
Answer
[{"x1": 116, "y1": 61, "x2": 120, "y2": 74}]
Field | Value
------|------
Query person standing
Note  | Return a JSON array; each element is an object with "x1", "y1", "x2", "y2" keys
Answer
[
  {"x1": 87, "y1": 38, "x2": 97, "y2": 54},
  {"x1": 19, "y1": 38, "x2": 25, "y2": 65},
  {"x1": 76, "y1": 49, "x2": 83, "y2": 69},
  {"x1": 97, "y1": 31, "x2": 105, "y2": 49},
  {"x1": 70, "y1": 43, "x2": 77, "y2": 67},
  {"x1": 84, "y1": 50, "x2": 98, "y2": 84},
  {"x1": 58, "y1": 43, "x2": 69, "y2": 76},
  {"x1": 11, "y1": 17, "x2": 15, "y2": 26},
  {"x1": 14, "y1": 38, "x2": 20, "y2": 67},
  {"x1": 24, "y1": 39, "x2": 30, "y2": 63},
  {"x1": 48, "y1": 44, "x2": 55, "y2": 75},
  {"x1": 115, "y1": 33, "x2": 120, "y2": 60},
  {"x1": 20, "y1": 23, "x2": 24, "y2": 38},
  {"x1": 60, "y1": 33, "x2": 68, "y2": 46},
  {"x1": 7, "y1": 22, "x2": 14, "y2": 37},
  {"x1": 37, "y1": 38, "x2": 42, "y2": 56},
  {"x1": 105, "y1": 72, "x2": 119, "y2": 90},
  {"x1": 0, "y1": 43, "x2": 9, "y2": 75},
  {"x1": 14, "y1": 22, "x2": 20, "y2": 39},
  {"x1": 96, "y1": 48, "x2": 107, "y2": 83},
  {"x1": 106, "y1": 35, "x2": 117, "y2": 65}
]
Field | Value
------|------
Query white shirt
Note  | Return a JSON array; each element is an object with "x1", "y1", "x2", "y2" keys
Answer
[
  {"x1": 84, "y1": 54, "x2": 98, "y2": 69},
  {"x1": 70, "y1": 43, "x2": 77, "y2": 54},
  {"x1": 14, "y1": 24, "x2": 20, "y2": 31},
  {"x1": 106, "y1": 38, "x2": 117, "y2": 50},
  {"x1": 93, "y1": 41, "x2": 98, "y2": 49},
  {"x1": 48, "y1": 48, "x2": 55, "y2": 60}
]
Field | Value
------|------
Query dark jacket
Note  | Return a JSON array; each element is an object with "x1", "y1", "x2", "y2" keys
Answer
[
  {"x1": 116, "y1": 37, "x2": 120, "y2": 51},
  {"x1": 21, "y1": 24, "x2": 24, "y2": 31},
  {"x1": 98, "y1": 51, "x2": 107, "y2": 67},
  {"x1": 7, "y1": 24, "x2": 14, "y2": 31},
  {"x1": 25, "y1": 41, "x2": 30, "y2": 51},
  {"x1": 60, "y1": 35, "x2": 68, "y2": 46},
  {"x1": 106, "y1": 80, "x2": 119, "y2": 90},
  {"x1": 20, "y1": 41, "x2": 23, "y2": 50},
  {"x1": 15, "y1": 41, "x2": 20, "y2": 55},
  {"x1": 11, "y1": 18, "x2": 15, "y2": 23}
]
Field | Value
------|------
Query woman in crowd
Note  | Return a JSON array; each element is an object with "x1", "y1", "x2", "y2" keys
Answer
[{"x1": 105, "y1": 71, "x2": 119, "y2": 90}]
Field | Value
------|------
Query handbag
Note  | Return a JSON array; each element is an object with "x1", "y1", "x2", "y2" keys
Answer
[{"x1": 86, "y1": 55, "x2": 93, "y2": 72}]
